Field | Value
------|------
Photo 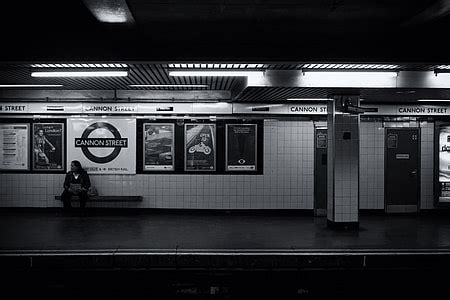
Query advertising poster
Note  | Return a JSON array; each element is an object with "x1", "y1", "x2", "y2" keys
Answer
[
  {"x1": 143, "y1": 123, "x2": 174, "y2": 171},
  {"x1": 32, "y1": 123, "x2": 64, "y2": 171},
  {"x1": 439, "y1": 126, "x2": 450, "y2": 202},
  {"x1": 0, "y1": 124, "x2": 29, "y2": 170},
  {"x1": 226, "y1": 124, "x2": 257, "y2": 171},
  {"x1": 185, "y1": 124, "x2": 216, "y2": 171},
  {"x1": 67, "y1": 118, "x2": 136, "y2": 174}
]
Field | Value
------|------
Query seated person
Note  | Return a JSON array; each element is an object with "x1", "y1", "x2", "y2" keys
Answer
[{"x1": 61, "y1": 160, "x2": 91, "y2": 210}]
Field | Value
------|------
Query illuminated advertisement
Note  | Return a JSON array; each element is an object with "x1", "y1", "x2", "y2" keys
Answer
[
  {"x1": 32, "y1": 123, "x2": 64, "y2": 171},
  {"x1": 185, "y1": 124, "x2": 216, "y2": 171},
  {"x1": 438, "y1": 125, "x2": 450, "y2": 203},
  {"x1": 0, "y1": 124, "x2": 29, "y2": 170},
  {"x1": 143, "y1": 123, "x2": 174, "y2": 171},
  {"x1": 67, "y1": 118, "x2": 136, "y2": 174},
  {"x1": 226, "y1": 124, "x2": 257, "y2": 171}
]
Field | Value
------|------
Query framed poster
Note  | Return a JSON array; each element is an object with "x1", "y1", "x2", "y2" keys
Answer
[
  {"x1": 185, "y1": 123, "x2": 216, "y2": 171},
  {"x1": 32, "y1": 123, "x2": 64, "y2": 171},
  {"x1": 437, "y1": 125, "x2": 450, "y2": 203},
  {"x1": 67, "y1": 118, "x2": 136, "y2": 174},
  {"x1": 0, "y1": 123, "x2": 29, "y2": 170},
  {"x1": 226, "y1": 124, "x2": 257, "y2": 171},
  {"x1": 143, "y1": 123, "x2": 174, "y2": 171}
]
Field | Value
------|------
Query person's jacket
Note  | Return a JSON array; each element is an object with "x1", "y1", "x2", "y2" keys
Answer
[{"x1": 63, "y1": 170, "x2": 91, "y2": 191}]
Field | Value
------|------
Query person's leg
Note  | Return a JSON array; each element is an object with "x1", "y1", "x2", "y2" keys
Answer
[
  {"x1": 79, "y1": 191, "x2": 89, "y2": 210},
  {"x1": 61, "y1": 190, "x2": 73, "y2": 209}
]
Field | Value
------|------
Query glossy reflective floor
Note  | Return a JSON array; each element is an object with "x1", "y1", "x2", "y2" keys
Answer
[
  {"x1": 1, "y1": 209, "x2": 450, "y2": 252},
  {"x1": 2, "y1": 209, "x2": 450, "y2": 298}
]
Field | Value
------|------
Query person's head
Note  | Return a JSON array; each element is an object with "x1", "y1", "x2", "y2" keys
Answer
[
  {"x1": 37, "y1": 129, "x2": 44, "y2": 136},
  {"x1": 71, "y1": 160, "x2": 83, "y2": 173}
]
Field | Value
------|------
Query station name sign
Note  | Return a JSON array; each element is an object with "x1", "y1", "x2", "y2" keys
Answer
[
  {"x1": 0, "y1": 103, "x2": 28, "y2": 113},
  {"x1": 82, "y1": 103, "x2": 137, "y2": 113},
  {"x1": 289, "y1": 105, "x2": 327, "y2": 114}
]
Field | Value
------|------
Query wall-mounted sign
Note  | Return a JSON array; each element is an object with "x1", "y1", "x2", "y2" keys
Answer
[
  {"x1": 438, "y1": 125, "x2": 450, "y2": 203},
  {"x1": 0, "y1": 124, "x2": 29, "y2": 170},
  {"x1": 82, "y1": 103, "x2": 138, "y2": 114},
  {"x1": 0, "y1": 103, "x2": 28, "y2": 113},
  {"x1": 289, "y1": 104, "x2": 327, "y2": 114},
  {"x1": 143, "y1": 123, "x2": 174, "y2": 171},
  {"x1": 226, "y1": 124, "x2": 257, "y2": 171},
  {"x1": 67, "y1": 118, "x2": 136, "y2": 174},
  {"x1": 185, "y1": 124, "x2": 216, "y2": 171},
  {"x1": 32, "y1": 123, "x2": 64, "y2": 171}
]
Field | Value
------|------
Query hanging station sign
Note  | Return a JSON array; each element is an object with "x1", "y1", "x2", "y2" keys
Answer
[{"x1": 67, "y1": 118, "x2": 136, "y2": 174}]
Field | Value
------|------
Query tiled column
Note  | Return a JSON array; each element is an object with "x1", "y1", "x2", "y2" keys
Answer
[{"x1": 327, "y1": 95, "x2": 360, "y2": 229}]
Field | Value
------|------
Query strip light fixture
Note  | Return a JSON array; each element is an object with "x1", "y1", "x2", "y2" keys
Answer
[
  {"x1": 286, "y1": 98, "x2": 330, "y2": 101},
  {"x1": 129, "y1": 84, "x2": 209, "y2": 88},
  {"x1": 303, "y1": 71, "x2": 398, "y2": 79},
  {"x1": 169, "y1": 71, "x2": 264, "y2": 77},
  {"x1": 31, "y1": 70, "x2": 128, "y2": 77},
  {"x1": 417, "y1": 99, "x2": 450, "y2": 102},
  {"x1": 0, "y1": 84, "x2": 63, "y2": 88}
]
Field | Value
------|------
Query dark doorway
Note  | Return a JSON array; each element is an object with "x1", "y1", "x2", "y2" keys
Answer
[
  {"x1": 314, "y1": 128, "x2": 327, "y2": 216},
  {"x1": 385, "y1": 128, "x2": 420, "y2": 213}
]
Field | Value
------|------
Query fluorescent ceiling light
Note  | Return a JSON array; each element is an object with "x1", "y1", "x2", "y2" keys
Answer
[
  {"x1": 286, "y1": 98, "x2": 329, "y2": 101},
  {"x1": 303, "y1": 71, "x2": 398, "y2": 78},
  {"x1": 129, "y1": 84, "x2": 209, "y2": 88},
  {"x1": 31, "y1": 71, "x2": 128, "y2": 77},
  {"x1": 0, "y1": 84, "x2": 63, "y2": 88},
  {"x1": 417, "y1": 99, "x2": 450, "y2": 102},
  {"x1": 169, "y1": 71, "x2": 264, "y2": 77}
]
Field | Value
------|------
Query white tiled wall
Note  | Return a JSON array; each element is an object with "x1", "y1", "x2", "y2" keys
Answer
[
  {"x1": 0, "y1": 120, "x2": 315, "y2": 209},
  {"x1": 359, "y1": 120, "x2": 385, "y2": 209},
  {"x1": 359, "y1": 119, "x2": 434, "y2": 210},
  {"x1": 0, "y1": 118, "x2": 436, "y2": 210}
]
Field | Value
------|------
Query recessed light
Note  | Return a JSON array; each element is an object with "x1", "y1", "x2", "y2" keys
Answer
[{"x1": 0, "y1": 84, "x2": 63, "y2": 88}]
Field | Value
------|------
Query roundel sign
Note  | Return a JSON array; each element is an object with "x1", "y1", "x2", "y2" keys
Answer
[{"x1": 75, "y1": 122, "x2": 128, "y2": 164}]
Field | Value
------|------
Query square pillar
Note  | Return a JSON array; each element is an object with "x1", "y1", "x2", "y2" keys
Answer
[{"x1": 327, "y1": 95, "x2": 360, "y2": 229}]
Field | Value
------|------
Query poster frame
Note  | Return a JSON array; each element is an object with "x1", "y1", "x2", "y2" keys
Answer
[
  {"x1": 225, "y1": 123, "x2": 257, "y2": 171},
  {"x1": 184, "y1": 123, "x2": 216, "y2": 172},
  {"x1": 0, "y1": 122, "x2": 30, "y2": 171},
  {"x1": 142, "y1": 122, "x2": 175, "y2": 171},
  {"x1": 31, "y1": 122, "x2": 65, "y2": 172},
  {"x1": 434, "y1": 121, "x2": 450, "y2": 207}
]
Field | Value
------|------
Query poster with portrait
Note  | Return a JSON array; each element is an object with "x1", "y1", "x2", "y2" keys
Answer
[
  {"x1": 226, "y1": 124, "x2": 257, "y2": 171},
  {"x1": 67, "y1": 118, "x2": 136, "y2": 174},
  {"x1": 0, "y1": 123, "x2": 29, "y2": 170},
  {"x1": 438, "y1": 125, "x2": 450, "y2": 202},
  {"x1": 32, "y1": 123, "x2": 64, "y2": 171},
  {"x1": 143, "y1": 123, "x2": 174, "y2": 171},
  {"x1": 185, "y1": 124, "x2": 216, "y2": 171}
]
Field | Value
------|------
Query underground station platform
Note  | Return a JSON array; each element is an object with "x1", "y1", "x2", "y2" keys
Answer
[{"x1": 1, "y1": 209, "x2": 450, "y2": 297}]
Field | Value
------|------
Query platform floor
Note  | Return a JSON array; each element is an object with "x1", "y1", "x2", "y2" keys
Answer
[
  {"x1": 1, "y1": 209, "x2": 450, "y2": 252},
  {"x1": 1, "y1": 209, "x2": 450, "y2": 297}
]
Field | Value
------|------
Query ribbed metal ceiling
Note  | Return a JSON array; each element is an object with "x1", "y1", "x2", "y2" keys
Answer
[{"x1": 0, "y1": 63, "x2": 449, "y2": 102}]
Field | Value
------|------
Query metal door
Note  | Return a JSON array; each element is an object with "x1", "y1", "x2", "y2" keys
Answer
[
  {"x1": 314, "y1": 128, "x2": 327, "y2": 216},
  {"x1": 385, "y1": 128, "x2": 420, "y2": 213}
]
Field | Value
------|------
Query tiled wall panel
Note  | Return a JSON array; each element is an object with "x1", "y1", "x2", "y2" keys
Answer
[{"x1": 0, "y1": 120, "x2": 315, "y2": 209}]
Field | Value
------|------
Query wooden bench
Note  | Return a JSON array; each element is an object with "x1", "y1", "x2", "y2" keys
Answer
[{"x1": 55, "y1": 195, "x2": 143, "y2": 202}]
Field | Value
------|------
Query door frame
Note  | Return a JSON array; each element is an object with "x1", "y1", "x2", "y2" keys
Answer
[
  {"x1": 314, "y1": 126, "x2": 327, "y2": 216},
  {"x1": 384, "y1": 127, "x2": 421, "y2": 213}
]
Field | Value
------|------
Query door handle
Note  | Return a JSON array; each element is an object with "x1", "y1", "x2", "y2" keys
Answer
[{"x1": 410, "y1": 169, "x2": 417, "y2": 177}]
